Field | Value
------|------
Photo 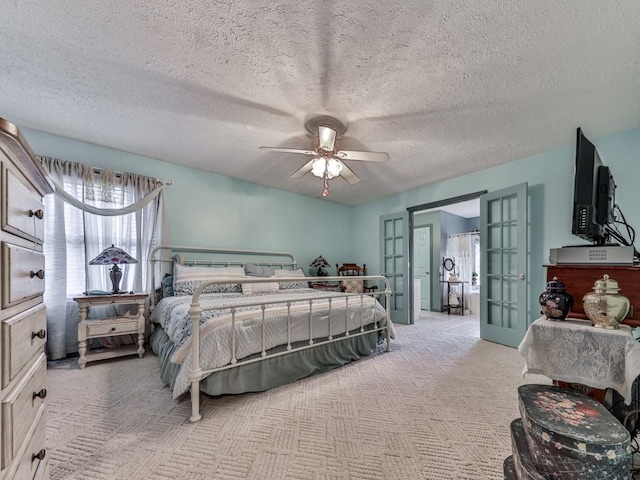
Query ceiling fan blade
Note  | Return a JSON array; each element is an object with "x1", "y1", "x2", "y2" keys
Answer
[
  {"x1": 259, "y1": 146, "x2": 316, "y2": 156},
  {"x1": 289, "y1": 159, "x2": 315, "y2": 179},
  {"x1": 317, "y1": 125, "x2": 337, "y2": 151},
  {"x1": 338, "y1": 161, "x2": 360, "y2": 184},
  {"x1": 335, "y1": 150, "x2": 389, "y2": 162}
]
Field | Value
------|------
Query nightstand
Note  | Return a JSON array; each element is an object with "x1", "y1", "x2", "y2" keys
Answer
[{"x1": 73, "y1": 293, "x2": 147, "y2": 369}]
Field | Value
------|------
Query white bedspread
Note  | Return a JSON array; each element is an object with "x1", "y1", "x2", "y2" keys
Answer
[{"x1": 151, "y1": 289, "x2": 392, "y2": 397}]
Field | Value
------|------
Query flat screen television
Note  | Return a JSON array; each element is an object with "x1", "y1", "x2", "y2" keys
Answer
[{"x1": 571, "y1": 127, "x2": 616, "y2": 245}]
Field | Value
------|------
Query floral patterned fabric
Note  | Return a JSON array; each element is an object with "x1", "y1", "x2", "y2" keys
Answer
[
  {"x1": 172, "y1": 264, "x2": 245, "y2": 296},
  {"x1": 517, "y1": 384, "x2": 631, "y2": 479},
  {"x1": 273, "y1": 268, "x2": 309, "y2": 290}
]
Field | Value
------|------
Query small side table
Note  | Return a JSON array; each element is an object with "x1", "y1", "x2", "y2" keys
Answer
[
  {"x1": 518, "y1": 317, "x2": 640, "y2": 405},
  {"x1": 441, "y1": 281, "x2": 465, "y2": 315},
  {"x1": 73, "y1": 293, "x2": 148, "y2": 369}
]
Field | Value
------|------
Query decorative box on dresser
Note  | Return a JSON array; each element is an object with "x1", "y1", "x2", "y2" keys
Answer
[{"x1": 0, "y1": 118, "x2": 53, "y2": 480}]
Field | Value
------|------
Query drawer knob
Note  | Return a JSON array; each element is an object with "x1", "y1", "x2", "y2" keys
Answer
[
  {"x1": 32, "y1": 449, "x2": 46, "y2": 462},
  {"x1": 32, "y1": 329, "x2": 46, "y2": 339},
  {"x1": 110, "y1": 327, "x2": 117, "y2": 331},
  {"x1": 30, "y1": 269, "x2": 45, "y2": 279},
  {"x1": 28, "y1": 209, "x2": 44, "y2": 219},
  {"x1": 33, "y1": 388, "x2": 47, "y2": 400}
]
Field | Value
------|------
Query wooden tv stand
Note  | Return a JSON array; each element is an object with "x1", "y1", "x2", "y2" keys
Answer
[{"x1": 545, "y1": 264, "x2": 640, "y2": 327}]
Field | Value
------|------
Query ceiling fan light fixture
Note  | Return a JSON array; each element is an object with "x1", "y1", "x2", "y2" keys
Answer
[{"x1": 311, "y1": 158, "x2": 342, "y2": 179}]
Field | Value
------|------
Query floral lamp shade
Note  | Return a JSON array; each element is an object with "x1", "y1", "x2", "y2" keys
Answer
[
  {"x1": 310, "y1": 255, "x2": 330, "y2": 276},
  {"x1": 89, "y1": 245, "x2": 138, "y2": 293}
]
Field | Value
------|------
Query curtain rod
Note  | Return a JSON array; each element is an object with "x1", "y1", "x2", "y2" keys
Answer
[
  {"x1": 448, "y1": 231, "x2": 480, "y2": 237},
  {"x1": 90, "y1": 167, "x2": 174, "y2": 185}
]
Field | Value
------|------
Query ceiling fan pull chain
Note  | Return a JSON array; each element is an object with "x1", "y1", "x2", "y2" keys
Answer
[{"x1": 322, "y1": 163, "x2": 330, "y2": 197}]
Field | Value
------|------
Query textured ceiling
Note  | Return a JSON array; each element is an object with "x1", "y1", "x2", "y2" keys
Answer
[{"x1": 1, "y1": 1, "x2": 639, "y2": 205}]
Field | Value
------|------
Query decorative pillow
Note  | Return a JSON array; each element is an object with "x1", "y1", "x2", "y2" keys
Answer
[
  {"x1": 273, "y1": 268, "x2": 309, "y2": 290},
  {"x1": 173, "y1": 264, "x2": 246, "y2": 296},
  {"x1": 241, "y1": 281, "x2": 279, "y2": 295},
  {"x1": 273, "y1": 268, "x2": 305, "y2": 277},
  {"x1": 343, "y1": 278, "x2": 364, "y2": 294},
  {"x1": 244, "y1": 264, "x2": 276, "y2": 278},
  {"x1": 161, "y1": 273, "x2": 175, "y2": 297}
]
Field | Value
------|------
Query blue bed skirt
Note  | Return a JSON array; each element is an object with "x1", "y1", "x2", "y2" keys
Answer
[{"x1": 150, "y1": 325, "x2": 385, "y2": 397}]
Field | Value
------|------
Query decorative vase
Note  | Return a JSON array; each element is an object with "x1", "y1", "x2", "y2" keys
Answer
[
  {"x1": 538, "y1": 277, "x2": 573, "y2": 321},
  {"x1": 583, "y1": 274, "x2": 630, "y2": 329}
]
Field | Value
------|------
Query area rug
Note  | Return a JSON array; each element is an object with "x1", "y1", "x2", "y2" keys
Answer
[{"x1": 46, "y1": 320, "x2": 547, "y2": 479}]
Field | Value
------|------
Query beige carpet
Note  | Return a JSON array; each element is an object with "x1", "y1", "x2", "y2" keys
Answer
[{"x1": 46, "y1": 315, "x2": 548, "y2": 480}]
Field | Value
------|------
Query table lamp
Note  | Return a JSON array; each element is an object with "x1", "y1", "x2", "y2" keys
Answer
[
  {"x1": 89, "y1": 245, "x2": 138, "y2": 293},
  {"x1": 310, "y1": 256, "x2": 330, "y2": 276}
]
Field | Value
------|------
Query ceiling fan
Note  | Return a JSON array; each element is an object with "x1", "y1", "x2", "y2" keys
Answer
[{"x1": 259, "y1": 116, "x2": 389, "y2": 197}]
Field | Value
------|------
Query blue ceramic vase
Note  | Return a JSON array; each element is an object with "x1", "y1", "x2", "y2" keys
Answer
[{"x1": 539, "y1": 276, "x2": 573, "y2": 321}]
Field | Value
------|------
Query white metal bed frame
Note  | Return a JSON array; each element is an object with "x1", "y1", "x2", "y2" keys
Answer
[{"x1": 150, "y1": 245, "x2": 392, "y2": 422}]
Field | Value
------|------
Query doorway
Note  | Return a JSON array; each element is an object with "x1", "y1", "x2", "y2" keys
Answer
[
  {"x1": 413, "y1": 225, "x2": 432, "y2": 311},
  {"x1": 407, "y1": 184, "x2": 530, "y2": 349},
  {"x1": 408, "y1": 191, "x2": 485, "y2": 324}
]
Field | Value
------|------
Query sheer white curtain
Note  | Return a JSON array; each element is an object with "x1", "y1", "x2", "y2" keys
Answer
[{"x1": 40, "y1": 157, "x2": 166, "y2": 359}]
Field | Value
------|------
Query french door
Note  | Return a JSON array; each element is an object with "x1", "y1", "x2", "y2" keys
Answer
[
  {"x1": 480, "y1": 183, "x2": 528, "y2": 347},
  {"x1": 380, "y1": 212, "x2": 409, "y2": 324}
]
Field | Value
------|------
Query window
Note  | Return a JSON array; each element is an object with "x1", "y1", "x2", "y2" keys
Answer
[
  {"x1": 40, "y1": 156, "x2": 165, "y2": 359},
  {"x1": 472, "y1": 236, "x2": 481, "y2": 289}
]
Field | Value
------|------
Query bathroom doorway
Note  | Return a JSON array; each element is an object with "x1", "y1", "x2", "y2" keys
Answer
[{"x1": 408, "y1": 191, "x2": 485, "y2": 324}]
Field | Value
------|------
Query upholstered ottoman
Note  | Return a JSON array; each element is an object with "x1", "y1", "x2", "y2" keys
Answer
[{"x1": 518, "y1": 384, "x2": 631, "y2": 480}]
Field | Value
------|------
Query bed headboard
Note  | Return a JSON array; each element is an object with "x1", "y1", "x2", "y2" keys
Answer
[{"x1": 149, "y1": 245, "x2": 298, "y2": 308}]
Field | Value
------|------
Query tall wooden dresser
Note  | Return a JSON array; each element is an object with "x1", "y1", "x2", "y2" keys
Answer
[{"x1": 0, "y1": 118, "x2": 53, "y2": 480}]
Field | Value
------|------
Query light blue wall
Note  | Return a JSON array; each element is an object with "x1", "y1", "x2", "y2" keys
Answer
[
  {"x1": 22, "y1": 124, "x2": 640, "y2": 325},
  {"x1": 21, "y1": 128, "x2": 353, "y2": 274},
  {"x1": 349, "y1": 127, "x2": 640, "y2": 325}
]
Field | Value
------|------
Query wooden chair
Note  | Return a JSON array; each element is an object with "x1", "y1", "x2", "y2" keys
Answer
[{"x1": 335, "y1": 263, "x2": 378, "y2": 294}]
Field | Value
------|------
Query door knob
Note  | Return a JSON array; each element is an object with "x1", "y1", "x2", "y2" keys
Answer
[{"x1": 519, "y1": 273, "x2": 526, "y2": 280}]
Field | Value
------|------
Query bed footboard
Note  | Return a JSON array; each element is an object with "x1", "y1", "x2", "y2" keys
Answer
[
  {"x1": 149, "y1": 245, "x2": 392, "y2": 423},
  {"x1": 187, "y1": 275, "x2": 392, "y2": 423}
]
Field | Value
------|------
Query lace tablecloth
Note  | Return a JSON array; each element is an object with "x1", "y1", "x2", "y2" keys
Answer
[{"x1": 518, "y1": 317, "x2": 640, "y2": 404}]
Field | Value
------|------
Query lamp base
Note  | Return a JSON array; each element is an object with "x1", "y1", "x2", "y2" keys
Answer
[
  {"x1": 110, "y1": 265, "x2": 123, "y2": 293},
  {"x1": 316, "y1": 267, "x2": 327, "y2": 277}
]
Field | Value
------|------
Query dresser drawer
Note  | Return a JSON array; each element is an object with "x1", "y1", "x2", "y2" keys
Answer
[
  {"x1": 2, "y1": 305, "x2": 46, "y2": 389},
  {"x1": 1, "y1": 353, "x2": 47, "y2": 469},
  {"x1": 1, "y1": 243, "x2": 45, "y2": 309},
  {"x1": 2, "y1": 165, "x2": 45, "y2": 244},
  {"x1": 86, "y1": 317, "x2": 139, "y2": 337},
  {"x1": 9, "y1": 406, "x2": 46, "y2": 480}
]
